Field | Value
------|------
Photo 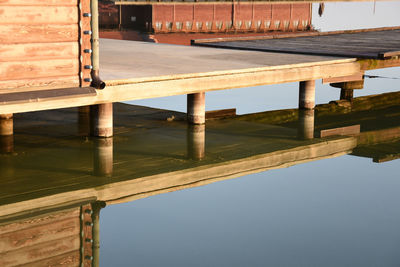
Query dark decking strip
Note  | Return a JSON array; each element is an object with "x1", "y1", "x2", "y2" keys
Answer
[
  {"x1": 193, "y1": 29, "x2": 400, "y2": 59},
  {"x1": 0, "y1": 87, "x2": 96, "y2": 105}
]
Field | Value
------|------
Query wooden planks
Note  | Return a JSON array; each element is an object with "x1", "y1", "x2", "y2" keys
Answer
[
  {"x1": 0, "y1": 43, "x2": 79, "y2": 62},
  {"x1": 0, "y1": 235, "x2": 80, "y2": 266},
  {"x1": 0, "y1": 25, "x2": 78, "y2": 45},
  {"x1": 0, "y1": 208, "x2": 81, "y2": 267},
  {"x1": 0, "y1": 0, "x2": 77, "y2": 6},
  {"x1": 0, "y1": 76, "x2": 79, "y2": 92},
  {"x1": 193, "y1": 28, "x2": 400, "y2": 59},
  {"x1": 0, "y1": 6, "x2": 78, "y2": 24},
  {"x1": 0, "y1": 59, "x2": 79, "y2": 81},
  {"x1": 0, "y1": 217, "x2": 80, "y2": 253},
  {"x1": 0, "y1": 0, "x2": 83, "y2": 93}
]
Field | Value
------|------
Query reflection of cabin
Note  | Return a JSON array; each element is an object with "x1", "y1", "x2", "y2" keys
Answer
[
  {"x1": 109, "y1": 2, "x2": 312, "y2": 32},
  {"x1": 0, "y1": 204, "x2": 95, "y2": 267}
]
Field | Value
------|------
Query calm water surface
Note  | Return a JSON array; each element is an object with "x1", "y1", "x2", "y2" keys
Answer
[
  {"x1": 1, "y1": 1, "x2": 399, "y2": 267},
  {"x1": 100, "y1": 1, "x2": 400, "y2": 266}
]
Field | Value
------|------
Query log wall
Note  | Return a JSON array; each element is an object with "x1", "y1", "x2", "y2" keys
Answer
[
  {"x1": 0, "y1": 0, "x2": 92, "y2": 93},
  {"x1": 0, "y1": 208, "x2": 81, "y2": 267}
]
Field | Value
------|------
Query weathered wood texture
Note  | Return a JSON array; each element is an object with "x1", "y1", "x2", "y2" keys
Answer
[
  {"x1": 81, "y1": 204, "x2": 93, "y2": 267},
  {"x1": 79, "y1": 0, "x2": 92, "y2": 87},
  {"x1": 0, "y1": 0, "x2": 85, "y2": 93},
  {"x1": 0, "y1": 208, "x2": 80, "y2": 267},
  {"x1": 193, "y1": 28, "x2": 400, "y2": 59}
]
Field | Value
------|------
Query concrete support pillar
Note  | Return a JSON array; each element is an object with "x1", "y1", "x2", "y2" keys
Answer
[
  {"x1": 299, "y1": 80, "x2": 316, "y2": 109},
  {"x1": 298, "y1": 109, "x2": 315, "y2": 140},
  {"x1": 0, "y1": 114, "x2": 13, "y2": 136},
  {"x1": 187, "y1": 92, "x2": 205, "y2": 124},
  {"x1": 90, "y1": 103, "x2": 113, "y2": 137},
  {"x1": 187, "y1": 124, "x2": 205, "y2": 160},
  {"x1": 0, "y1": 114, "x2": 14, "y2": 153},
  {"x1": 93, "y1": 138, "x2": 113, "y2": 177},
  {"x1": 78, "y1": 106, "x2": 91, "y2": 136}
]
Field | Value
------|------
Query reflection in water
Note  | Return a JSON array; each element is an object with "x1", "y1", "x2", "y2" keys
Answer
[
  {"x1": 78, "y1": 106, "x2": 91, "y2": 137},
  {"x1": 297, "y1": 109, "x2": 315, "y2": 140},
  {"x1": 187, "y1": 124, "x2": 205, "y2": 160},
  {"x1": 93, "y1": 138, "x2": 113, "y2": 177},
  {"x1": 0, "y1": 92, "x2": 400, "y2": 265},
  {"x1": 0, "y1": 114, "x2": 13, "y2": 154}
]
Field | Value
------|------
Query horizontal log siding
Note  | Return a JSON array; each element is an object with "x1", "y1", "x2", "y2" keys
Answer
[{"x1": 0, "y1": 1, "x2": 81, "y2": 92}]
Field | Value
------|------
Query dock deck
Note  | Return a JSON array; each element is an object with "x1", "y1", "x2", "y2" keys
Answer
[
  {"x1": 192, "y1": 28, "x2": 400, "y2": 59},
  {"x1": 0, "y1": 39, "x2": 361, "y2": 114},
  {"x1": 1, "y1": 28, "x2": 400, "y2": 115}
]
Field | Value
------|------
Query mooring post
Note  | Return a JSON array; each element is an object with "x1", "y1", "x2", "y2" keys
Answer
[
  {"x1": 187, "y1": 124, "x2": 205, "y2": 160},
  {"x1": 93, "y1": 138, "x2": 113, "y2": 176},
  {"x1": 298, "y1": 109, "x2": 315, "y2": 140},
  {"x1": 299, "y1": 80, "x2": 316, "y2": 109},
  {"x1": 90, "y1": 103, "x2": 113, "y2": 137},
  {"x1": 187, "y1": 92, "x2": 205, "y2": 124}
]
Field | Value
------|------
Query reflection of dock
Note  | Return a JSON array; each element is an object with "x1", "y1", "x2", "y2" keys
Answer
[
  {"x1": 0, "y1": 103, "x2": 356, "y2": 217},
  {"x1": 1, "y1": 91, "x2": 400, "y2": 266}
]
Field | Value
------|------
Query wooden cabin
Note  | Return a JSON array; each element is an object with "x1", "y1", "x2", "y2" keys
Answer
[{"x1": 0, "y1": 0, "x2": 93, "y2": 93}]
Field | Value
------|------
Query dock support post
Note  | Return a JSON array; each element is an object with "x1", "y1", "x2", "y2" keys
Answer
[
  {"x1": 90, "y1": 103, "x2": 113, "y2": 137},
  {"x1": 0, "y1": 114, "x2": 14, "y2": 153},
  {"x1": 298, "y1": 110, "x2": 315, "y2": 140},
  {"x1": 187, "y1": 92, "x2": 205, "y2": 124},
  {"x1": 93, "y1": 138, "x2": 113, "y2": 177},
  {"x1": 187, "y1": 124, "x2": 205, "y2": 160},
  {"x1": 0, "y1": 114, "x2": 13, "y2": 136},
  {"x1": 299, "y1": 80, "x2": 316, "y2": 109}
]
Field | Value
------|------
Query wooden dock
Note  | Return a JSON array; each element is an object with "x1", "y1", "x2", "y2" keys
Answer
[
  {"x1": 0, "y1": 28, "x2": 399, "y2": 116},
  {"x1": 1, "y1": 24, "x2": 400, "y2": 137},
  {"x1": 192, "y1": 27, "x2": 400, "y2": 59}
]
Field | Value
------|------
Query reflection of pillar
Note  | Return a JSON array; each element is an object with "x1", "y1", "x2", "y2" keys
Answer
[
  {"x1": 91, "y1": 201, "x2": 106, "y2": 267},
  {"x1": 0, "y1": 135, "x2": 13, "y2": 154},
  {"x1": 90, "y1": 103, "x2": 113, "y2": 137},
  {"x1": 187, "y1": 124, "x2": 205, "y2": 160},
  {"x1": 93, "y1": 138, "x2": 113, "y2": 176},
  {"x1": 187, "y1": 92, "x2": 205, "y2": 124},
  {"x1": 78, "y1": 106, "x2": 91, "y2": 136},
  {"x1": 340, "y1": 89, "x2": 354, "y2": 101},
  {"x1": 299, "y1": 81, "x2": 315, "y2": 109},
  {"x1": 0, "y1": 114, "x2": 14, "y2": 153},
  {"x1": 298, "y1": 109, "x2": 315, "y2": 140}
]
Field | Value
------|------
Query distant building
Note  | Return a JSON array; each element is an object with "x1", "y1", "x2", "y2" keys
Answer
[{"x1": 101, "y1": 2, "x2": 312, "y2": 33}]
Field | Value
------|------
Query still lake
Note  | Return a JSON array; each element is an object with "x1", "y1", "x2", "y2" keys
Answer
[{"x1": 99, "y1": 1, "x2": 400, "y2": 267}]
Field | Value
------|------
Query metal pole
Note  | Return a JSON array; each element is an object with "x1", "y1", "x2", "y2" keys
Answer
[{"x1": 90, "y1": 0, "x2": 105, "y2": 89}]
